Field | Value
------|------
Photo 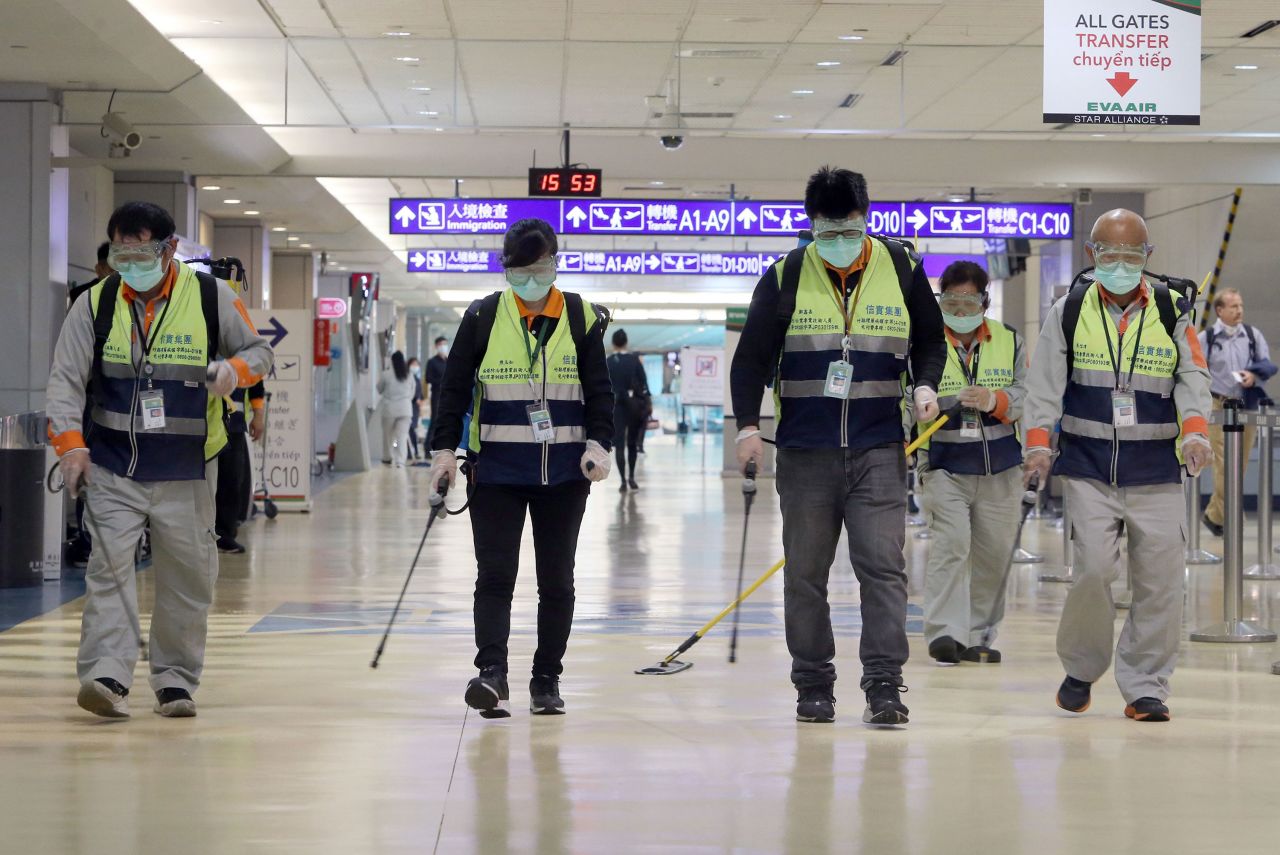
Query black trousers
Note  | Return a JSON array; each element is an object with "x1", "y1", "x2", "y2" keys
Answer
[
  {"x1": 612, "y1": 401, "x2": 645, "y2": 480},
  {"x1": 468, "y1": 479, "x2": 590, "y2": 677},
  {"x1": 215, "y1": 433, "x2": 251, "y2": 540}
]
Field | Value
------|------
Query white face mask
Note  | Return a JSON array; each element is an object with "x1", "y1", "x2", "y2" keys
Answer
[{"x1": 437, "y1": 345, "x2": 449, "y2": 357}]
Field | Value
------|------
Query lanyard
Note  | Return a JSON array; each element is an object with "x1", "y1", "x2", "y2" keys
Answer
[
  {"x1": 1097, "y1": 296, "x2": 1147, "y2": 391},
  {"x1": 954, "y1": 342, "x2": 981, "y2": 386},
  {"x1": 823, "y1": 265, "x2": 871, "y2": 354},
  {"x1": 507, "y1": 303, "x2": 553, "y2": 404},
  {"x1": 129, "y1": 295, "x2": 175, "y2": 381}
]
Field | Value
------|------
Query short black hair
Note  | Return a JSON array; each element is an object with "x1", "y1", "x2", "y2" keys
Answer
[
  {"x1": 96, "y1": 242, "x2": 110, "y2": 262},
  {"x1": 434, "y1": 336, "x2": 448, "y2": 346},
  {"x1": 501, "y1": 218, "x2": 557, "y2": 268},
  {"x1": 804, "y1": 166, "x2": 870, "y2": 219},
  {"x1": 612, "y1": 329, "x2": 628, "y2": 348},
  {"x1": 107, "y1": 201, "x2": 176, "y2": 243},
  {"x1": 939, "y1": 261, "x2": 989, "y2": 293}
]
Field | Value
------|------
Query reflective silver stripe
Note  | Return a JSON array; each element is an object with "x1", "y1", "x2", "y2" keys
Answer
[
  {"x1": 482, "y1": 382, "x2": 583, "y2": 403},
  {"x1": 932, "y1": 423, "x2": 1016, "y2": 443},
  {"x1": 784, "y1": 332, "x2": 908, "y2": 356},
  {"x1": 778, "y1": 379, "x2": 902, "y2": 399},
  {"x1": 91, "y1": 407, "x2": 206, "y2": 437},
  {"x1": 1061, "y1": 414, "x2": 1179, "y2": 441},
  {"x1": 478, "y1": 424, "x2": 586, "y2": 444},
  {"x1": 1071, "y1": 367, "x2": 1174, "y2": 395}
]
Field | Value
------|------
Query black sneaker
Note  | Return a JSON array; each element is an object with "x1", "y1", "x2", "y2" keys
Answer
[
  {"x1": 1056, "y1": 675, "x2": 1092, "y2": 713},
  {"x1": 1202, "y1": 514, "x2": 1224, "y2": 537},
  {"x1": 529, "y1": 675, "x2": 565, "y2": 715},
  {"x1": 216, "y1": 536, "x2": 246, "y2": 554},
  {"x1": 1125, "y1": 697, "x2": 1171, "y2": 722},
  {"x1": 796, "y1": 684, "x2": 836, "y2": 723},
  {"x1": 154, "y1": 687, "x2": 197, "y2": 717},
  {"x1": 465, "y1": 666, "x2": 510, "y2": 719},
  {"x1": 960, "y1": 645, "x2": 1002, "y2": 664},
  {"x1": 628, "y1": 479, "x2": 640, "y2": 491},
  {"x1": 77, "y1": 677, "x2": 130, "y2": 718},
  {"x1": 928, "y1": 636, "x2": 965, "y2": 665},
  {"x1": 862, "y1": 681, "x2": 909, "y2": 726},
  {"x1": 619, "y1": 480, "x2": 628, "y2": 493}
]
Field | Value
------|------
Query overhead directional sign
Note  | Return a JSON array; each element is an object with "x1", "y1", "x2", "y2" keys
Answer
[
  {"x1": 390, "y1": 198, "x2": 1073, "y2": 240},
  {"x1": 1043, "y1": 0, "x2": 1201, "y2": 126}
]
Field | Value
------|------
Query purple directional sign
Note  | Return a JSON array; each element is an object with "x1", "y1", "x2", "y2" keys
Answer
[
  {"x1": 391, "y1": 198, "x2": 1073, "y2": 240},
  {"x1": 407, "y1": 249, "x2": 785, "y2": 277}
]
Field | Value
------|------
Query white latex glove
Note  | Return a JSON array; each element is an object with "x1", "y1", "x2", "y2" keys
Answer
[
  {"x1": 581, "y1": 439, "x2": 611, "y2": 481},
  {"x1": 60, "y1": 449, "x2": 92, "y2": 499},
  {"x1": 1183, "y1": 434, "x2": 1212, "y2": 477},
  {"x1": 958, "y1": 385, "x2": 997, "y2": 413},
  {"x1": 736, "y1": 427, "x2": 764, "y2": 476},
  {"x1": 429, "y1": 450, "x2": 457, "y2": 494},
  {"x1": 913, "y1": 386, "x2": 940, "y2": 422},
  {"x1": 207, "y1": 360, "x2": 237, "y2": 397},
  {"x1": 1023, "y1": 448, "x2": 1052, "y2": 491}
]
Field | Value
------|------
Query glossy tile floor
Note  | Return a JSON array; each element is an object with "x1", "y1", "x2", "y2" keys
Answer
[{"x1": 4, "y1": 436, "x2": 1280, "y2": 854}]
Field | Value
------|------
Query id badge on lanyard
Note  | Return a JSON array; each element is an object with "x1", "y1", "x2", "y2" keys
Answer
[
  {"x1": 139, "y1": 387, "x2": 166, "y2": 430},
  {"x1": 1111, "y1": 390, "x2": 1137, "y2": 428},
  {"x1": 960, "y1": 410, "x2": 981, "y2": 438},
  {"x1": 526, "y1": 403, "x2": 555, "y2": 442},
  {"x1": 824, "y1": 360, "x2": 853, "y2": 399}
]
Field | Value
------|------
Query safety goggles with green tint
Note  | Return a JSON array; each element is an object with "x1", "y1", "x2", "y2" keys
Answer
[
  {"x1": 108, "y1": 240, "x2": 169, "y2": 267},
  {"x1": 1086, "y1": 241, "x2": 1152, "y2": 268},
  {"x1": 504, "y1": 257, "x2": 559, "y2": 288},
  {"x1": 811, "y1": 217, "x2": 868, "y2": 241},
  {"x1": 938, "y1": 293, "x2": 985, "y2": 315}
]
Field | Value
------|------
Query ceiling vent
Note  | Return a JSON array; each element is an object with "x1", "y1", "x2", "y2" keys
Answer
[
  {"x1": 880, "y1": 49, "x2": 908, "y2": 66},
  {"x1": 649, "y1": 111, "x2": 736, "y2": 120},
  {"x1": 837, "y1": 93, "x2": 863, "y2": 109},
  {"x1": 677, "y1": 47, "x2": 780, "y2": 60},
  {"x1": 1241, "y1": 20, "x2": 1279, "y2": 38}
]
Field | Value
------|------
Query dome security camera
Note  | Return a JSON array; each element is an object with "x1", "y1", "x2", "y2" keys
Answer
[{"x1": 659, "y1": 134, "x2": 685, "y2": 151}]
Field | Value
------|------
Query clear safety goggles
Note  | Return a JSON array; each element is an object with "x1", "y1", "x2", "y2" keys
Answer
[
  {"x1": 938, "y1": 293, "x2": 985, "y2": 315},
  {"x1": 1086, "y1": 241, "x2": 1151, "y2": 267},
  {"x1": 811, "y1": 217, "x2": 867, "y2": 241},
  {"x1": 108, "y1": 239, "x2": 168, "y2": 267},
  {"x1": 504, "y1": 256, "x2": 558, "y2": 288}
]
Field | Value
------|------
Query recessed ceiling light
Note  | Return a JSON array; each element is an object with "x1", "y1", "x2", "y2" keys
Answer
[
  {"x1": 434, "y1": 127, "x2": 444, "y2": 132},
  {"x1": 394, "y1": 56, "x2": 421, "y2": 63},
  {"x1": 418, "y1": 110, "x2": 439, "y2": 117},
  {"x1": 199, "y1": 20, "x2": 222, "y2": 25},
  {"x1": 773, "y1": 114, "x2": 791, "y2": 120},
  {"x1": 816, "y1": 60, "x2": 841, "y2": 68},
  {"x1": 244, "y1": 210, "x2": 260, "y2": 215},
  {"x1": 201, "y1": 185, "x2": 221, "y2": 191},
  {"x1": 287, "y1": 236, "x2": 300, "y2": 241},
  {"x1": 1235, "y1": 64, "x2": 1259, "y2": 70},
  {"x1": 300, "y1": 243, "x2": 312, "y2": 248},
  {"x1": 383, "y1": 31, "x2": 412, "y2": 37},
  {"x1": 792, "y1": 89, "x2": 814, "y2": 95},
  {"x1": 649, "y1": 180, "x2": 665, "y2": 186},
  {"x1": 409, "y1": 86, "x2": 432, "y2": 92},
  {"x1": 271, "y1": 227, "x2": 287, "y2": 232},
  {"x1": 838, "y1": 34, "x2": 864, "y2": 41},
  {"x1": 223, "y1": 199, "x2": 241, "y2": 204},
  {"x1": 1091, "y1": 133, "x2": 1107, "y2": 138}
]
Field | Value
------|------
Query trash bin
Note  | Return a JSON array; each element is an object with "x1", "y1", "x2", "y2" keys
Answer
[{"x1": 0, "y1": 411, "x2": 47, "y2": 588}]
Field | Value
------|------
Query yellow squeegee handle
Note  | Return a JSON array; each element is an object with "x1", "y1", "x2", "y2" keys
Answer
[{"x1": 905, "y1": 410, "x2": 954, "y2": 457}]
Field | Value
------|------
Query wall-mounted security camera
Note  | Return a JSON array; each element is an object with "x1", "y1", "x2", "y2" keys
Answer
[
  {"x1": 659, "y1": 134, "x2": 685, "y2": 151},
  {"x1": 101, "y1": 112, "x2": 142, "y2": 150}
]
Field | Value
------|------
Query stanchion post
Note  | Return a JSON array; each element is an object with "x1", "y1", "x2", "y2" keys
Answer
[
  {"x1": 1039, "y1": 488, "x2": 1073, "y2": 582},
  {"x1": 1185, "y1": 473, "x2": 1221, "y2": 565},
  {"x1": 1191, "y1": 399, "x2": 1277, "y2": 642},
  {"x1": 1244, "y1": 404, "x2": 1280, "y2": 579}
]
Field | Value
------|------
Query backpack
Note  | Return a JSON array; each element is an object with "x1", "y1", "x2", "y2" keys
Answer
[
  {"x1": 774, "y1": 235, "x2": 917, "y2": 332},
  {"x1": 469, "y1": 290, "x2": 610, "y2": 369},
  {"x1": 1060, "y1": 268, "x2": 1193, "y2": 378},
  {"x1": 1204, "y1": 323, "x2": 1258, "y2": 365}
]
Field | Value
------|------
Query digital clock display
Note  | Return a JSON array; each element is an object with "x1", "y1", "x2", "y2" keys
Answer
[{"x1": 527, "y1": 167, "x2": 603, "y2": 197}]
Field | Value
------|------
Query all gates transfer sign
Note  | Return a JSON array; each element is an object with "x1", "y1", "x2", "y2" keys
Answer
[{"x1": 1043, "y1": 0, "x2": 1201, "y2": 126}]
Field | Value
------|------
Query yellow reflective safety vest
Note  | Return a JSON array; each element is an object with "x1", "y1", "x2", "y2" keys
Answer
[
  {"x1": 773, "y1": 239, "x2": 912, "y2": 449},
  {"x1": 1057, "y1": 282, "x2": 1182, "y2": 486},
  {"x1": 469, "y1": 289, "x2": 598, "y2": 485},
  {"x1": 919, "y1": 320, "x2": 1021, "y2": 475},
  {"x1": 88, "y1": 262, "x2": 227, "y2": 481}
]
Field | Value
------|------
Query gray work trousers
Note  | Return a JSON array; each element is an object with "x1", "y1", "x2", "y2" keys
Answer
[
  {"x1": 79, "y1": 462, "x2": 219, "y2": 695},
  {"x1": 1057, "y1": 477, "x2": 1185, "y2": 703},
  {"x1": 921, "y1": 464, "x2": 1022, "y2": 647},
  {"x1": 777, "y1": 445, "x2": 909, "y2": 690}
]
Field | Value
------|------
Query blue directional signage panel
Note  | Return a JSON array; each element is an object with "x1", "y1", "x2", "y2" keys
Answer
[
  {"x1": 390, "y1": 198, "x2": 1073, "y2": 240},
  {"x1": 406, "y1": 249, "x2": 785, "y2": 277}
]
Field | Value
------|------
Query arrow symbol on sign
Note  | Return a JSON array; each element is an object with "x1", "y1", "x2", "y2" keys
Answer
[
  {"x1": 394, "y1": 206, "x2": 415, "y2": 228},
  {"x1": 907, "y1": 209, "x2": 928, "y2": 232},
  {"x1": 410, "y1": 251, "x2": 426, "y2": 268},
  {"x1": 565, "y1": 206, "x2": 587, "y2": 227},
  {"x1": 1107, "y1": 72, "x2": 1138, "y2": 97},
  {"x1": 646, "y1": 254, "x2": 660, "y2": 271},
  {"x1": 737, "y1": 209, "x2": 758, "y2": 229},
  {"x1": 257, "y1": 316, "x2": 288, "y2": 349}
]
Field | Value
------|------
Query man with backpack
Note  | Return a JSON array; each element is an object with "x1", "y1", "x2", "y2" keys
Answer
[
  {"x1": 1023, "y1": 208, "x2": 1211, "y2": 723},
  {"x1": 1197, "y1": 288, "x2": 1277, "y2": 536},
  {"x1": 730, "y1": 166, "x2": 947, "y2": 726}
]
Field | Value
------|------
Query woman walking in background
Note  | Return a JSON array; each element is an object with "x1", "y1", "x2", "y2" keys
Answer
[
  {"x1": 377, "y1": 350, "x2": 416, "y2": 467},
  {"x1": 608, "y1": 328, "x2": 650, "y2": 491}
]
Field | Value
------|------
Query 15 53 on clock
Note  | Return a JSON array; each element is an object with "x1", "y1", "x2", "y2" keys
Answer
[{"x1": 527, "y1": 167, "x2": 603, "y2": 197}]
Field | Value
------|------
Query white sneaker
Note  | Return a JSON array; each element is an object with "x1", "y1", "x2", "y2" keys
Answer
[
  {"x1": 153, "y1": 688, "x2": 197, "y2": 717},
  {"x1": 77, "y1": 679, "x2": 131, "y2": 718}
]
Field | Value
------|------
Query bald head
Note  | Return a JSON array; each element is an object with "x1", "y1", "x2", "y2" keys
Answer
[{"x1": 1090, "y1": 209, "x2": 1149, "y2": 246}]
